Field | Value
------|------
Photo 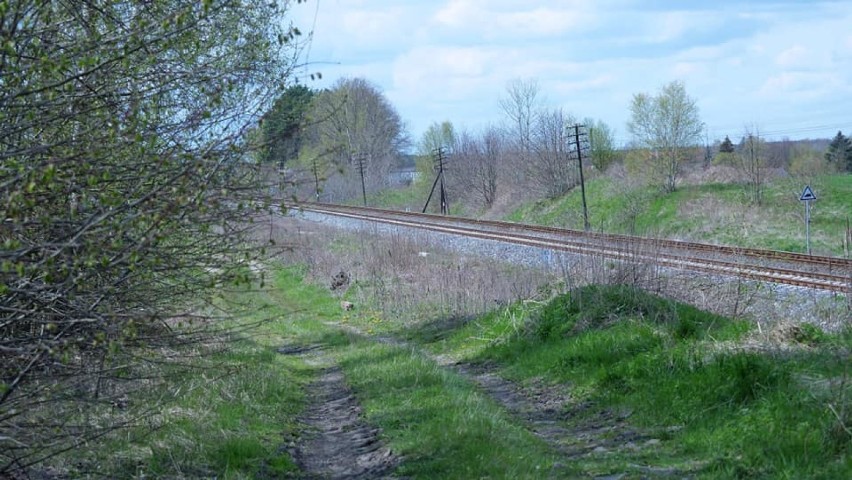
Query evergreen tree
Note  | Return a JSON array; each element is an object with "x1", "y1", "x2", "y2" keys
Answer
[
  {"x1": 719, "y1": 135, "x2": 735, "y2": 153},
  {"x1": 260, "y1": 85, "x2": 315, "y2": 167},
  {"x1": 825, "y1": 131, "x2": 852, "y2": 172}
]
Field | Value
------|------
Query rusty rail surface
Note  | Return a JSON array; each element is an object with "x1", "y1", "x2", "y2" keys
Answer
[{"x1": 286, "y1": 202, "x2": 852, "y2": 294}]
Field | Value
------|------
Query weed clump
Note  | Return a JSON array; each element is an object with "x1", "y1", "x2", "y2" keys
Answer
[
  {"x1": 693, "y1": 351, "x2": 791, "y2": 406},
  {"x1": 483, "y1": 283, "x2": 852, "y2": 478},
  {"x1": 533, "y1": 284, "x2": 742, "y2": 341}
]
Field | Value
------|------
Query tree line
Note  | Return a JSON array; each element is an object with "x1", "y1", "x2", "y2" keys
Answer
[
  {"x1": 255, "y1": 78, "x2": 409, "y2": 202},
  {"x1": 261, "y1": 76, "x2": 850, "y2": 213}
]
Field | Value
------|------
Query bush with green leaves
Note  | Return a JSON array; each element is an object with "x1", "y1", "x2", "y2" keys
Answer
[{"x1": 0, "y1": 0, "x2": 302, "y2": 472}]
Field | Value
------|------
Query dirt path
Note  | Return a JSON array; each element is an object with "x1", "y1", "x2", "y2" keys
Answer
[
  {"x1": 332, "y1": 324, "x2": 687, "y2": 477},
  {"x1": 279, "y1": 345, "x2": 399, "y2": 479},
  {"x1": 452, "y1": 363, "x2": 690, "y2": 478},
  {"x1": 452, "y1": 363, "x2": 649, "y2": 458}
]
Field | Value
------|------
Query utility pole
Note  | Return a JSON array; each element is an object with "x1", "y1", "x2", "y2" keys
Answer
[
  {"x1": 436, "y1": 147, "x2": 449, "y2": 215},
  {"x1": 422, "y1": 146, "x2": 449, "y2": 214},
  {"x1": 568, "y1": 124, "x2": 590, "y2": 231},
  {"x1": 353, "y1": 153, "x2": 368, "y2": 206},
  {"x1": 311, "y1": 157, "x2": 321, "y2": 202}
]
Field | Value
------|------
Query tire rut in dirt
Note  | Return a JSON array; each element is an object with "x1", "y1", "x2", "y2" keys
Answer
[
  {"x1": 288, "y1": 366, "x2": 399, "y2": 479},
  {"x1": 452, "y1": 362, "x2": 681, "y2": 473}
]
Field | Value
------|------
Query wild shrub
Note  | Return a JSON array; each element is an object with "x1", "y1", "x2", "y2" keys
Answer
[
  {"x1": 556, "y1": 322, "x2": 662, "y2": 370},
  {"x1": 533, "y1": 284, "x2": 739, "y2": 341},
  {"x1": 793, "y1": 323, "x2": 830, "y2": 346},
  {"x1": 0, "y1": 0, "x2": 298, "y2": 472},
  {"x1": 706, "y1": 352, "x2": 790, "y2": 405}
]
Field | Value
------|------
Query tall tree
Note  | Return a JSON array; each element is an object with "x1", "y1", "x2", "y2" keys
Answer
[
  {"x1": 500, "y1": 78, "x2": 541, "y2": 181},
  {"x1": 627, "y1": 81, "x2": 704, "y2": 192},
  {"x1": 0, "y1": 0, "x2": 297, "y2": 471},
  {"x1": 737, "y1": 128, "x2": 767, "y2": 205},
  {"x1": 719, "y1": 135, "x2": 735, "y2": 153},
  {"x1": 529, "y1": 108, "x2": 579, "y2": 198},
  {"x1": 418, "y1": 121, "x2": 457, "y2": 157},
  {"x1": 304, "y1": 78, "x2": 409, "y2": 200},
  {"x1": 260, "y1": 85, "x2": 315, "y2": 167},
  {"x1": 825, "y1": 130, "x2": 852, "y2": 173},
  {"x1": 452, "y1": 127, "x2": 502, "y2": 208},
  {"x1": 584, "y1": 118, "x2": 618, "y2": 171}
]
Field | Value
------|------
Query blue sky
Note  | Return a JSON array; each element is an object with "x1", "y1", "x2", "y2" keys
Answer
[{"x1": 289, "y1": 0, "x2": 852, "y2": 147}]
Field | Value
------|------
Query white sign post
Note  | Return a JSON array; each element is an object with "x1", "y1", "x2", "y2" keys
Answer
[{"x1": 799, "y1": 185, "x2": 817, "y2": 254}]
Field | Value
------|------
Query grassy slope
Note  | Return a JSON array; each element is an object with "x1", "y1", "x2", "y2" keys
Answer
[
  {"x1": 393, "y1": 285, "x2": 852, "y2": 478},
  {"x1": 63, "y1": 267, "x2": 851, "y2": 478},
  {"x1": 60, "y1": 269, "x2": 343, "y2": 478},
  {"x1": 509, "y1": 173, "x2": 852, "y2": 255},
  {"x1": 367, "y1": 182, "x2": 481, "y2": 217},
  {"x1": 70, "y1": 268, "x2": 556, "y2": 478},
  {"x1": 365, "y1": 172, "x2": 850, "y2": 254}
]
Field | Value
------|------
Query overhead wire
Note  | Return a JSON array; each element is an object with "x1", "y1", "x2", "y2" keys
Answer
[{"x1": 302, "y1": 0, "x2": 321, "y2": 80}]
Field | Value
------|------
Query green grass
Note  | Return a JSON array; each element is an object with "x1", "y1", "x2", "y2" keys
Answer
[
  {"x1": 507, "y1": 173, "x2": 852, "y2": 255},
  {"x1": 55, "y1": 266, "x2": 851, "y2": 478},
  {"x1": 56, "y1": 267, "x2": 347, "y2": 478},
  {"x1": 273, "y1": 269, "x2": 559, "y2": 477},
  {"x1": 275, "y1": 268, "x2": 851, "y2": 478},
  {"x1": 60, "y1": 267, "x2": 566, "y2": 478},
  {"x1": 76, "y1": 334, "x2": 311, "y2": 479},
  {"x1": 273, "y1": 267, "x2": 563, "y2": 478},
  {"x1": 406, "y1": 284, "x2": 852, "y2": 478},
  {"x1": 368, "y1": 183, "x2": 480, "y2": 217},
  {"x1": 339, "y1": 341, "x2": 557, "y2": 478},
  {"x1": 368, "y1": 184, "x2": 423, "y2": 210}
]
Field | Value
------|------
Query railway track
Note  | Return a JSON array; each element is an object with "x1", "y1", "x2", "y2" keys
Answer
[{"x1": 286, "y1": 202, "x2": 852, "y2": 294}]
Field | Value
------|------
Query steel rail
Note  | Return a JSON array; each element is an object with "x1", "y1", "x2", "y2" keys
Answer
[
  {"x1": 299, "y1": 202, "x2": 850, "y2": 269},
  {"x1": 286, "y1": 202, "x2": 851, "y2": 293}
]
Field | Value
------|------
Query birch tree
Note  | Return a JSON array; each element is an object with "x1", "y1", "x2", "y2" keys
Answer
[{"x1": 627, "y1": 81, "x2": 703, "y2": 192}]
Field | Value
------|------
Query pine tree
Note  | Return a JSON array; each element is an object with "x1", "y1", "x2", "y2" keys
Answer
[
  {"x1": 260, "y1": 85, "x2": 315, "y2": 167},
  {"x1": 825, "y1": 131, "x2": 852, "y2": 173},
  {"x1": 719, "y1": 135, "x2": 735, "y2": 153}
]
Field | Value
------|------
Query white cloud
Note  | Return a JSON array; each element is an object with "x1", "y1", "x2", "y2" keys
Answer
[
  {"x1": 775, "y1": 45, "x2": 809, "y2": 68},
  {"x1": 672, "y1": 62, "x2": 704, "y2": 77},
  {"x1": 495, "y1": 7, "x2": 589, "y2": 36},
  {"x1": 392, "y1": 46, "x2": 501, "y2": 101},
  {"x1": 648, "y1": 11, "x2": 697, "y2": 43},
  {"x1": 757, "y1": 72, "x2": 843, "y2": 100},
  {"x1": 341, "y1": 10, "x2": 402, "y2": 42},
  {"x1": 297, "y1": 1, "x2": 852, "y2": 142},
  {"x1": 433, "y1": 0, "x2": 595, "y2": 39},
  {"x1": 551, "y1": 75, "x2": 614, "y2": 95},
  {"x1": 433, "y1": 0, "x2": 476, "y2": 28}
]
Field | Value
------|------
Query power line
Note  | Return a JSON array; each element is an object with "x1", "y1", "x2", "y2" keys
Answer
[
  {"x1": 613, "y1": 119, "x2": 851, "y2": 146},
  {"x1": 302, "y1": 0, "x2": 321, "y2": 80},
  {"x1": 438, "y1": 147, "x2": 449, "y2": 215}
]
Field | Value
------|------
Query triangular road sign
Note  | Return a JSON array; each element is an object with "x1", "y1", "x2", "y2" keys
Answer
[{"x1": 799, "y1": 185, "x2": 817, "y2": 201}]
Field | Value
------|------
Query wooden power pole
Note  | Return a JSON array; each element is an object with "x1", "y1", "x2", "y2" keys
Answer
[
  {"x1": 568, "y1": 124, "x2": 590, "y2": 231},
  {"x1": 423, "y1": 146, "x2": 449, "y2": 214},
  {"x1": 353, "y1": 153, "x2": 368, "y2": 206}
]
